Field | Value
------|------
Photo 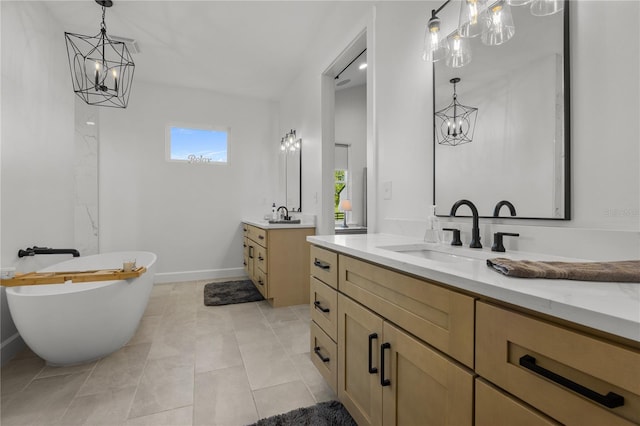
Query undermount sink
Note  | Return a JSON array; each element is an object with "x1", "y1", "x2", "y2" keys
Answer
[
  {"x1": 378, "y1": 243, "x2": 479, "y2": 263},
  {"x1": 268, "y1": 219, "x2": 301, "y2": 224}
]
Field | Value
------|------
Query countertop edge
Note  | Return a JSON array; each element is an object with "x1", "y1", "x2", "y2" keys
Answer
[{"x1": 243, "y1": 219, "x2": 316, "y2": 230}]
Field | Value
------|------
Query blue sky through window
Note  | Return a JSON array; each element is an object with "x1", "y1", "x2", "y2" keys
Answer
[{"x1": 170, "y1": 126, "x2": 228, "y2": 162}]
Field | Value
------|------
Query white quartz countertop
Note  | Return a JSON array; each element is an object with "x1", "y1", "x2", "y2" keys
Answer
[
  {"x1": 307, "y1": 233, "x2": 640, "y2": 343},
  {"x1": 243, "y1": 219, "x2": 315, "y2": 230}
]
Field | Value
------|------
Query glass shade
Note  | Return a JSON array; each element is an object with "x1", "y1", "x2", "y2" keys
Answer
[
  {"x1": 458, "y1": 0, "x2": 487, "y2": 38},
  {"x1": 530, "y1": 0, "x2": 563, "y2": 16},
  {"x1": 446, "y1": 32, "x2": 472, "y2": 68},
  {"x1": 481, "y1": 0, "x2": 515, "y2": 46},
  {"x1": 422, "y1": 15, "x2": 446, "y2": 62}
]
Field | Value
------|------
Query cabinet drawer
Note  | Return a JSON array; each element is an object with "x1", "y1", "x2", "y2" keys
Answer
[
  {"x1": 476, "y1": 302, "x2": 640, "y2": 425},
  {"x1": 339, "y1": 254, "x2": 475, "y2": 368},
  {"x1": 311, "y1": 321, "x2": 337, "y2": 393},
  {"x1": 476, "y1": 378, "x2": 560, "y2": 426},
  {"x1": 254, "y1": 269, "x2": 268, "y2": 298},
  {"x1": 255, "y1": 245, "x2": 268, "y2": 273},
  {"x1": 247, "y1": 225, "x2": 267, "y2": 247},
  {"x1": 310, "y1": 277, "x2": 337, "y2": 342},
  {"x1": 310, "y1": 245, "x2": 338, "y2": 289}
]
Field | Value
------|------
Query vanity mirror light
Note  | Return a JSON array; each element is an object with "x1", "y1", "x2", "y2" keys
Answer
[{"x1": 432, "y1": 0, "x2": 570, "y2": 219}]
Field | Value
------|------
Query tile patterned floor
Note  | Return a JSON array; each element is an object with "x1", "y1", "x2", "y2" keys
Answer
[{"x1": 0, "y1": 280, "x2": 336, "y2": 426}]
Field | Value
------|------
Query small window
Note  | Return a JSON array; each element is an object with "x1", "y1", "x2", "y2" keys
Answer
[{"x1": 167, "y1": 125, "x2": 228, "y2": 164}]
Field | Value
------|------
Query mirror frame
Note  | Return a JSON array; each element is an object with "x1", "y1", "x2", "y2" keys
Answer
[
  {"x1": 432, "y1": 0, "x2": 571, "y2": 220},
  {"x1": 285, "y1": 147, "x2": 302, "y2": 212}
]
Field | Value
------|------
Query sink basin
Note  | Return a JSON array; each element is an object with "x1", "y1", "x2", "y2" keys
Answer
[
  {"x1": 268, "y1": 219, "x2": 301, "y2": 224},
  {"x1": 378, "y1": 244, "x2": 478, "y2": 263}
]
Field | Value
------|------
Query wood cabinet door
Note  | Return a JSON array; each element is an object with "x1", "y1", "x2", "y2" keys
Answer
[
  {"x1": 338, "y1": 294, "x2": 384, "y2": 426},
  {"x1": 381, "y1": 321, "x2": 474, "y2": 426}
]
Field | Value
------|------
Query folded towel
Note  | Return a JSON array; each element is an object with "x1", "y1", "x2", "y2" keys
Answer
[{"x1": 487, "y1": 258, "x2": 640, "y2": 283}]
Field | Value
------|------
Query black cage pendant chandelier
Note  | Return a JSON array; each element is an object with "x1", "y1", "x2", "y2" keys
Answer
[
  {"x1": 65, "y1": 0, "x2": 135, "y2": 108},
  {"x1": 435, "y1": 77, "x2": 478, "y2": 146}
]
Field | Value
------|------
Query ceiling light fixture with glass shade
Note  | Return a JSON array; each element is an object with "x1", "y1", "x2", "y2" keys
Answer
[
  {"x1": 65, "y1": 0, "x2": 135, "y2": 108},
  {"x1": 423, "y1": 0, "x2": 563, "y2": 68}
]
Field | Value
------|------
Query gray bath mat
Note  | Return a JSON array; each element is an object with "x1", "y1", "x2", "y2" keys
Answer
[
  {"x1": 249, "y1": 400, "x2": 356, "y2": 426},
  {"x1": 203, "y1": 279, "x2": 264, "y2": 306}
]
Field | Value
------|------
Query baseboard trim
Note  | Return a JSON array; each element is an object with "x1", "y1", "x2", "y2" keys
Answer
[
  {"x1": 154, "y1": 267, "x2": 247, "y2": 284},
  {"x1": 1, "y1": 332, "x2": 27, "y2": 366}
]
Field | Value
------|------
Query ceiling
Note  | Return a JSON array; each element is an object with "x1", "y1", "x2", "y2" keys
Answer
[
  {"x1": 334, "y1": 50, "x2": 367, "y2": 92},
  {"x1": 45, "y1": 1, "x2": 358, "y2": 101}
]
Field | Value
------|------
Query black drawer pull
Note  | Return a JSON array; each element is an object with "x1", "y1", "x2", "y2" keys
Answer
[
  {"x1": 313, "y1": 300, "x2": 330, "y2": 313},
  {"x1": 243, "y1": 261, "x2": 247, "y2": 266},
  {"x1": 258, "y1": 255, "x2": 264, "y2": 261},
  {"x1": 313, "y1": 259, "x2": 331, "y2": 270},
  {"x1": 257, "y1": 278, "x2": 264, "y2": 286},
  {"x1": 368, "y1": 333, "x2": 378, "y2": 374},
  {"x1": 380, "y1": 342, "x2": 391, "y2": 386},
  {"x1": 248, "y1": 246, "x2": 254, "y2": 259},
  {"x1": 258, "y1": 235, "x2": 265, "y2": 240},
  {"x1": 519, "y1": 355, "x2": 624, "y2": 409},
  {"x1": 243, "y1": 243, "x2": 246, "y2": 248},
  {"x1": 314, "y1": 346, "x2": 330, "y2": 363}
]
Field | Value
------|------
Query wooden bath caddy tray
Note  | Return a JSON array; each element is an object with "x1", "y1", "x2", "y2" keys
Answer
[{"x1": 0, "y1": 267, "x2": 147, "y2": 287}]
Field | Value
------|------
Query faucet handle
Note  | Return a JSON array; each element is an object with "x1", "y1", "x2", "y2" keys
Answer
[
  {"x1": 442, "y1": 228, "x2": 463, "y2": 246},
  {"x1": 491, "y1": 232, "x2": 520, "y2": 252}
]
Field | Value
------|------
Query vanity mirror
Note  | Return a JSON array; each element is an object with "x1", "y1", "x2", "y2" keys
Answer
[
  {"x1": 284, "y1": 141, "x2": 302, "y2": 212},
  {"x1": 433, "y1": 0, "x2": 570, "y2": 219}
]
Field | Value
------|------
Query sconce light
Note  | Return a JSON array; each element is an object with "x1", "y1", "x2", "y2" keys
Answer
[
  {"x1": 434, "y1": 78, "x2": 478, "y2": 146},
  {"x1": 340, "y1": 199, "x2": 352, "y2": 228},
  {"x1": 424, "y1": 0, "x2": 562, "y2": 68},
  {"x1": 64, "y1": 0, "x2": 135, "y2": 108},
  {"x1": 280, "y1": 129, "x2": 301, "y2": 152}
]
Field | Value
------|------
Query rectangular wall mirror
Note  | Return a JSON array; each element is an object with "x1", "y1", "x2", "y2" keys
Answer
[
  {"x1": 285, "y1": 147, "x2": 301, "y2": 212},
  {"x1": 433, "y1": 0, "x2": 570, "y2": 219}
]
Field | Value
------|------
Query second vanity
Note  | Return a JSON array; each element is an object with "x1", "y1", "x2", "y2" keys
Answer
[
  {"x1": 307, "y1": 233, "x2": 640, "y2": 426},
  {"x1": 242, "y1": 220, "x2": 315, "y2": 307}
]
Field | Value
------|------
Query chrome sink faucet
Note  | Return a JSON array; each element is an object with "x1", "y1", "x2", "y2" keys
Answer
[{"x1": 450, "y1": 199, "x2": 482, "y2": 248}]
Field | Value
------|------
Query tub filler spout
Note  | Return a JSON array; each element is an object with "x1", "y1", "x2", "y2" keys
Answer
[{"x1": 18, "y1": 246, "x2": 80, "y2": 258}]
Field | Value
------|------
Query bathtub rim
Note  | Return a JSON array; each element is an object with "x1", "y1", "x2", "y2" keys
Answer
[{"x1": 6, "y1": 251, "x2": 157, "y2": 297}]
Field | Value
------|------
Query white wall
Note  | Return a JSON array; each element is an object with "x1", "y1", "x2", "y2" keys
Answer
[
  {"x1": 279, "y1": 2, "x2": 372, "y2": 235},
  {"x1": 335, "y1": 84, "x2": 367, "y2": 225},
  {"x1": 99, "y1": 81, "x2": 279, "y2": 282},
  {"x1": 280, "y1": 0, "x2": 639, "y2": 260},
  {"x1": 0, "y1": 1, "x2": 76, "y2": 363}
]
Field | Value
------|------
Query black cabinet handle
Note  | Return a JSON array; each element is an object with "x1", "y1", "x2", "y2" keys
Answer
[
  {"x1": 243, "y1": 261, "x2": 246, "y2": 266},
  {"x1": 313, "y1": 300, "x2": 330, "y2": 313},
  {"x1": 248, "y1": 246, "x2": 254, "y2": 259},
  {"x1": 243, "y1": 243, "x2": 246, "y2": 248},
  {"x1": 258, "y1": 235, "x2": 265, "y2": 240},
  {"x1": 368, "y1": 333, "x2": 378, "y2": 374},
  {"x1": 313, "y1": 259, "x2": 331, "y2": 270},
  {"x1": 257, "y1": 278, "x2": 264, "y2": 286},
  {"x1": 258, "y1": 255, "x2": 264, "y2": 261},
  {"x1": 380, "y1": 342, "x2": 391, "y2": 386},
  {"x1": 519, "y1": 355, "x2": 624, "y2": 409},
  {"x1": 314, "y1": 346, "x2": 330, "y2": 363}
]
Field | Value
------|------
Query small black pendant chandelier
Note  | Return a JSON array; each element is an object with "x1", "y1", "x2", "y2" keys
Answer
[
  {"x1": 65, "y1": 0, "x2": 135, "y2": 108},
  {"x1": 435, "y1": 77, "x2": 478, "y2": 146}
]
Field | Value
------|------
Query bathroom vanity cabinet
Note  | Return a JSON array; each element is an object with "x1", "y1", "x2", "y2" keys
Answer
[
  {"x1": 308, "y1": 237, "x2": 640, "y2": 426},
  {"x1": 242, "y1": 222, "x2": 314, "y2": 307}
]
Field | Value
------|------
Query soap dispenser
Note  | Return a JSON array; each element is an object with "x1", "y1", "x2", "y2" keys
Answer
[
  {"x1": 424, "y1": 205, "x2": 442, "y2": 243},
  {"x1": 271, "y1": 203, "x2": 277, "y2": 221}
]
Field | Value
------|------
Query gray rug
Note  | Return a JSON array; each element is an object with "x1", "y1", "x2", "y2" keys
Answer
[
  {"x1": 249, "y1": 401, "x2": 356, "y2": 426},
  {"x1": 203, "y1": 279, "x2": 264, "y2": 306}
]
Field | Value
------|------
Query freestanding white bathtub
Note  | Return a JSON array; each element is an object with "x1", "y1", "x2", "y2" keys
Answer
[{"x1": 6, "y1": 251, "x2": 157, "y2": 366}]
